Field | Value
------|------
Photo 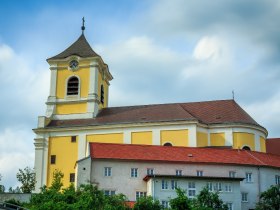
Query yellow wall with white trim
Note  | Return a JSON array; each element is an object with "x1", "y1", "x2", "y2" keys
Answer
[
  {"x1": 98, "y1": 70, "x2": 109, "y2": 109},
  {"x1": 131, "y1": 131, "x2": 152, "y2": 145},
  {"x1": 260, "y1": 136, "x2": 266, "y2": 152},
  {"x1": 233, "y1": 132, "x2": 255, "y2": 150},
  {"x1": 197, "y1": 132, "x2": 208, "y2": 147},
  {"x1": 47, "y1": 136, "x2": 78, "y2": 187},
  {"x1": 56, "y1": 103, "x2": 87, "y2": 114},
  {"x1": 87, "y1": 133, "x2": 124, "y2": 144},
  {"x1": 210, "y1": 133, "x2": 225, "y2": 146},
  {"x1": 160, "y1": 130, "x2": 188, "y2": 146}
]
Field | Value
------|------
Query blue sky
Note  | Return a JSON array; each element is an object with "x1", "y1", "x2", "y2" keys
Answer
[{"x1": 0, "y1": 0, "x2": 280, "y2": 189}]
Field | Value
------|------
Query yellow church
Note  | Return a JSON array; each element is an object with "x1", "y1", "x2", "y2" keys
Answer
[{"x1": 33, "y1": 25, "x2": 267, "y2": 192}]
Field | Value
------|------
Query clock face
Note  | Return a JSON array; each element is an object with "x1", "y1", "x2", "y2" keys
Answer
[{"x1": 69, "y1": 60, "x2": 79, "y2": 70}]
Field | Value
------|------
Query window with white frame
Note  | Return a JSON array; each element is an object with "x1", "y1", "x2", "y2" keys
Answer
[
  {"x1": 224, "y1": 183, "x2": 233, "y2": 192},
  {"x1": 171, "y1": 180, "x2": 178, "y2": 190},
  {"x1": 229, "y1": 171, "x2": 236, "y2": 178},
  {"x1": 275, "y1": 175, "x2": 280, "y2": 185},
  {"x1": 162, "y1": 180, "x2": 168, "y2": 190},
  {"x1": 104, "y1": 167, "x2": 112, "y2": 177},
  {"x1": 136, "y1": 191, "x2": 146, "y2": 200},
  {"x1": 214, "y1": 182, "x2": 222, "y2": 192},
  {"x1": 131, "y1": 168, "x2": 138, "y2": 178},
  {"x1": 245, "y1": 172, "x2": 253, "y2": 182},
  {"x1": 104, "y1": 190, "x2": 116, "y2": 196},
  {"x1": 207, "y1": 182, "x2": 213, "y2": 191},
  {"x1": 147, "y1": 168, "x2": 154, "y2": 175},
  {"x1": 227, "y1": 203, "x2": 233, "y2": 210},
  {"x1": 241, "y1": 192, "x2": 248, "y2": 202},
  {"x1": 161, "y1": 200, "x2": 169, "y2": 208},
  {"x1": 197, "y1": 170, "x2": 203, "y2": 176},
  {"x1": 188, "y1": 182, "x2": 196, "y2": 198},
  {"x1": 176, "y1": 169, "x2": 182, "y2": 176}
]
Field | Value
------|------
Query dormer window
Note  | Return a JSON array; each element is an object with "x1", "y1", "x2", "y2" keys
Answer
[
  {"x1": 67, "y1": 76, "x2": 79, "y2": 95},
  {"x1": 100, "y1": 85, "x2": 104, "y2": 104}
]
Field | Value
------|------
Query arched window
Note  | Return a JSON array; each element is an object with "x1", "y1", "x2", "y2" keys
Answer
[
  {"x1": 67, "y1": 76, "x2": 79, "y2": 95},
  {"x1": 163, "y1": 142, "x2": 173, "y2": 146},
  {"x1": 242, "y1": 146, "x2": 251, "y2": 151},
  {"x1": 100, "y1": 85, "x2": 104, "y2": 104}
]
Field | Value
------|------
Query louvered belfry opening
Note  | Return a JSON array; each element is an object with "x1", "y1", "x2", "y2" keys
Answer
[{"x1": 67, "y1": 76, "x2": 79, "y2": 95}]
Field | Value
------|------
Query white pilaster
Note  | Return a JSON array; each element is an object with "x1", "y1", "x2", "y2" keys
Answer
[
  {"x1": 188, "y1": 124, "x2": 197, "y2": 147},
  {"x1": 46, "y1": 64, "x2": 57, "y2": 117},
  {"x1": 225, "y1": 128, "x2": 233, "y2": 146},
  {"x1": 78, "y1": 134, "x2": 87, "y2": 159},
  {"x1": 124, "y1": 131, "x2": 131, "y2": 144},
  {"x1": 152, "y1": 129, "x2": 161, "y2": 145},
  {"x1": 88, "y1": 62, "x2": 100, "y2": 116},
  {"x1": 254, "y1": 133, "x2": 261, "y2": 152}
]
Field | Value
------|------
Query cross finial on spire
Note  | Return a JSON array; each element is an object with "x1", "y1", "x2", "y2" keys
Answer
[{"x1": 81, "y1": 17, "x2": 85, "y2": 34}]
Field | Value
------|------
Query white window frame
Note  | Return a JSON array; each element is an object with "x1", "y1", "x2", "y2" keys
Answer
[
  {"x1": 241, "y1": 192, "x2": 248, "y2": 202},
  {"x1": 224, "y1": 183, "x2": 233, "y2": 192},
  {"x1": 147, "y1": 168, "x2": 154, "y2": 175},
  {"x1": 227, "y1": 203, "x2": 233, "y2": 210},
  {"x1": 207, "y1": 182, "x2": 213, "y2": 192},
  {"x1": 214, "y1": 182, "x2": 222, "y2": 192},
  {"x1": 131, "y1": 168, "x2": 138, "y2": 178},
  {"x1": 104, "y1": 167, "x2": 112, "y2": 177},
  {"x1": 229, "y1": 171, "x2": 236, "y2": 178},
  {"x1": 162, "y1": 180, "x2": 168, "y2": 190},
  {"x1": 136, "y1": 191, "x2": 146, "y2": 200},
  {"x1": 275, "y1": 175, "x2": 280, "y2": 185},
  {"x1": 176, "y1": 169, "x2": 182, "y2": 176},
  {"x1": 161, "y1": 200, "x2": 169, "y2": 208},
  {"x1": 104, "y1": 190, "x2": 116, "y2": 196},
  {"x1": 171, "y1": 180, "x2": 178, "y2": 190},
  {"x1": 188, "y1": 182, "x2": 196, "y2": 198},
  {"x1": 245, "y1": 172, "x2": 253, "y2": 183},
  {"x1": 197, "y1": 170, "x2": 203, "y2": 176}
]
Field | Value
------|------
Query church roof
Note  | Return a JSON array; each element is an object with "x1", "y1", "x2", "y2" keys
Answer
[
  {"x1": 47, "y1": 34, "x2": 100, "y2": 61},
  {"x1": 47, "y1": 99, "x2": 264, "y2": 130},
  {"x1": 88, "y1": 142, "x2": 280, "y2": 168}
]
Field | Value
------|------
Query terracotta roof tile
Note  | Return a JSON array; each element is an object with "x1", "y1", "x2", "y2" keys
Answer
[
  {"x1": 266, "y1": 138, "x2": 280, "y2": 156},
  {"x1": 89, "y1": 143, "x2": 280, "y2": 168},
  {"x1": 47, "y1": 100, "x2": 264, "y2": 129}
]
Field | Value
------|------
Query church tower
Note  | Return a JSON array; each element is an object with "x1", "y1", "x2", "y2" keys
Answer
[{"x1": 45, "y1": 20, "x2": 112, "y2": 120}]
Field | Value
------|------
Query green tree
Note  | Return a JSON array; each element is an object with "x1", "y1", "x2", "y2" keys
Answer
[
  {"x1": 256, "y1": 185, "x2": 280, "y2": 210},
  {"x1": 192, "y1": 187, "x2": 228, "y2": 210},
  {"x1": 16, "y1": 166, "x2": 36, "y2": 193},
  {"x1": 133, "y1": 196, "x2": 161, "y2": 210},
  {"x1": 0, "y1": 174, "x2": 4, "y2": 193},
  {"x1": 169, "y1": 188, "x2": 191, "y2": 210}
]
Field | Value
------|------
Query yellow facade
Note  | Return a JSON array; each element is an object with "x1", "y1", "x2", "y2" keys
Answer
[
  {"x1": 233, "y1": 132, "x2": 255, "y2": 150},
  {"x1": 160, "y1": 130, "x2": 188, "y2": 146},
  {"x1": 87, "y1": 133, "x2": 124, "y2": 144},
  {"x1": 197, "y1": 132, "x2": 208, "y2": 147},
  {"x1": 47, "y1": 136, "x2": 78, "y2": 187},
  {"x1": 56, "y1": 103, "x2": 87, "y2": 115},
  {"x1": 131, "y1": 131, "x2": 152, "y2": 145},
  {"x1": 210, "y1": 133, "x2": 225, "y2": 146},
  {"x1": 260, "y1": 136, "x2": 266, "y2": 152},
  {"x1": 56, "y1": 61, "x2": 90, "y2": 99}
]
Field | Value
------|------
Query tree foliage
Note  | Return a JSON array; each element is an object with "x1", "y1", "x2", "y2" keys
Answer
[
  {"x1": 256, "y1": 185, "x2": 280, "y2": 210},
  {"x1": 133, "y1": 196, "x2": 161, "y2": 210},
  {"x1": 169, "y1": 188, "x2": 192, "y2": 210},
  {"x1": 16, "y1": 166, "x2": 36, "y2": 193}
]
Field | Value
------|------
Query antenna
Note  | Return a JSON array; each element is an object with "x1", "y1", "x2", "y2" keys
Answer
[{"x1": 81, "y1": 17, "x2": 85, "y2": 34}]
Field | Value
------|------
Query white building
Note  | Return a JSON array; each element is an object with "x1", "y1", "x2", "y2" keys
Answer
[{"x1": 77, "y1": 143, "x2": 280, "y2": 210}]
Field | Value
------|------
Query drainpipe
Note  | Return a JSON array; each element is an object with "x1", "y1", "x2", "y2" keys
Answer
[{"x1": 257, "y1": 166, "x2": 261, "y2": 201}]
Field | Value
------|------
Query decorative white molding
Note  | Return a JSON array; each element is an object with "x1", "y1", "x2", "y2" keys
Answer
[
  {"x1": 124, "y1": 131, "x2": 131, "y2": 144},
  {"x1": 188, "y1": 124, "x2": 197, "y2": 147},
  {"x1": 78, "y1": 134, "x2": 87, "y2": 160},
  {"x1": 152, "y1": 129, "x2": 161, "y2": 145}
]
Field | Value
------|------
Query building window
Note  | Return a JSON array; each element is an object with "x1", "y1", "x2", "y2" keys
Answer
[
  {"x1": 100, "y1": 85, "x2": 104, "y2": 104},
  {"x1": 224, "y1": 183, "x2": 233, "y2": 192},
  {"x1": 50, "y1": 155, "x2": 56, "y2": 164},
  {"x1": 171, "y1": 180, "x2": 178, "y2": 190},
  {"x1": 69, "y1": 173, "x2": 75, "y2": 182},
  {"x1": 104, "y1": 167, "x2": 112, "y2": 177},
  {"x1": 131, "y1": 168, "x2": 138, "y2": 178},
  {"x1": 207, "y1": 182, "x2": 213, "y2": 191},
  {"x1": 161, "y1": 200, "x2": 169, "y2": 208},
  {"x1": 71, "y1": 136, "x2": 77, "y2": 143},
  {"x1": 276, "y1": 175, "x2": 280, "y2": 185},
  {"x1": 176, "y1": 169, "x2": 182, "y2": 176},
  {"x1": 188, "y1": 182, "x2": 196, "y2": 198},
  {"x1": 241, "y1": 193, "x2": 248, "y2": 202},
  {"x1": 136, "y1": 191, "x2": 146, "y2": 200},
  {"x1": 147, "y1": 168, "x2": 154, "y2": 175},
  {"x1": 67, "y1": 76, "x2": 79, "y2": 95},
  {"x1": 245, "y1": 173, "x2": 253, "y2": 183},
  {"x1": 162, "y1": 180, "x2": 168, "y2": 190},
  {"x1": 242, "y1": 146, "x2": 251, "y2": 151},
  {"x1": 229, "y1": 171, "x2": 236, "y2": 178},
  {"x1": 104, "y1": 190, "x2": 116, "y2": 196},
  {"x1": 163, "y1": 142, "x2": 172, "y2": 146},
  {"x1": 227, "y1": 203, "x2": 233, "y2": 210},
  {"x1": 197, "y1": 170, "x2": 203, "y2": 176},
  {"x1": 214, "y1": 183, "x2": 222, "y2": 192}
]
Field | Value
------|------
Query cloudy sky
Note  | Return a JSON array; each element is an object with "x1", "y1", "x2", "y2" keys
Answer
[{"x1": 0, "y1": 0, "x2": 279, "y2": 189}]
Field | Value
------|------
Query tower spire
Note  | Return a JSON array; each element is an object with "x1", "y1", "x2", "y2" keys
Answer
[{"x1": 81, "y1": 17, "x2": 85, "y2": 34}]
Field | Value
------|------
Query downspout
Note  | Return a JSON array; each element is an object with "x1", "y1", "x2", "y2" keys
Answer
[{"x1": 257, "y1": 166, "x2": 261, "y2": 201}]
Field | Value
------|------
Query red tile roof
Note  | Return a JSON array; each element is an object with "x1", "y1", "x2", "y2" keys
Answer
[
  {"x1": 47, "y1": 100, "x2": 265, "y2": 131},
  {"x1": 89, "y1": 143, "x2": 280, "y2": 168},
  {"x1": 266, "y1": 138, "x2": 280, "y2": 156}
]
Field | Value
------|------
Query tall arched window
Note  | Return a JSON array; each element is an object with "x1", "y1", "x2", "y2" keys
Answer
[
  {"x1": 100, "y1": 84, "x2": 104, "y2": 104},
  {"x1": 67, "y1": 76, "x2": 79, "y2": 95}
]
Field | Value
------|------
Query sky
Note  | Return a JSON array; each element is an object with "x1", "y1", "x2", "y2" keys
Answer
[{"x1": 0, "y1": 0, "x2": 280, "y2": 189}]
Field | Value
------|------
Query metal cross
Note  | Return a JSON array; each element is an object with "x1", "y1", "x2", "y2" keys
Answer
[{"x1": 81, "y1": 17, "x2": 85, "y2": 33}]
